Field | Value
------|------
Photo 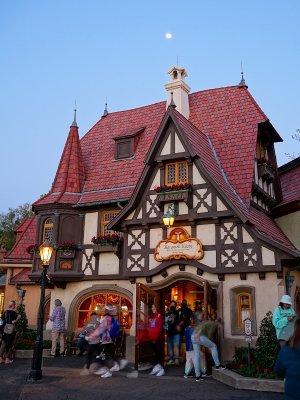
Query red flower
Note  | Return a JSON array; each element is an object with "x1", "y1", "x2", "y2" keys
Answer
[{"x1": 239, "y1": 364, "x2": 243, "y2": 369}]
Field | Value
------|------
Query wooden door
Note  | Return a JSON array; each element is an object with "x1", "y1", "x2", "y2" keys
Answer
[{"x1": 135, "y1": 283, "x2": 160, "y2": 369}]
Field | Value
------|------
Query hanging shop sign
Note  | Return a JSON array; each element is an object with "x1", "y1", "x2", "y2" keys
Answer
[{"x1": 154, "y1": 227, "x2": 204, "y2": 262}]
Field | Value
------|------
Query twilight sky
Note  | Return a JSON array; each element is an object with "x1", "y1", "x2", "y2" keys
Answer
[{"x1": 1, "y1": 0, "x2": 299, "y2": 213}]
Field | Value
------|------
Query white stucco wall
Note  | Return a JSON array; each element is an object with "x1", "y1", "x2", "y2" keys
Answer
[{"x1": 83, "y1": 212, "x2": 98, "y2": 244}]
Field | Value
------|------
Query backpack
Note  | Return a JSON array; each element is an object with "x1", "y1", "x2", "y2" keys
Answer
[{"x1": 109, "y1": 317, "x2": 121, "y2": 338}]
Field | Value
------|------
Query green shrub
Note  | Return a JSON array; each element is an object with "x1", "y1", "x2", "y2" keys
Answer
[{"x1": 255, "y1": 311, "x2": 278, "y2": 370}]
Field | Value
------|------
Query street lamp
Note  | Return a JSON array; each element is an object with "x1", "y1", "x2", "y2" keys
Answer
[
  {"x1": 162, "y1": 203, "x2": 175, "y2": 228},
  {"x1": 28, "y1": 241, "x2": 53, "y2": 381}
]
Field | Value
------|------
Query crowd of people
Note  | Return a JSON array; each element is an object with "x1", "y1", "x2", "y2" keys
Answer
[{"x1": 1, "y1": 292, "x2": 299, "y2": 395}]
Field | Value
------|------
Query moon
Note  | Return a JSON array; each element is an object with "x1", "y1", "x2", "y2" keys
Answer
[{"x1": 165, "y1": 33, "x2": 172, "y2": 39}]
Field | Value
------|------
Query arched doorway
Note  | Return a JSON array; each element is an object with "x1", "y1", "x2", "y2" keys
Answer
[{"x1": 136, "y1": 276, "x2": 219, "y2": 367}]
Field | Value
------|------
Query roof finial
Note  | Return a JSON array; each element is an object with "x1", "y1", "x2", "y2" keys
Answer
[
  {"x1": 71, "y1": 101, "x2": 78, "y2": 127},
  {"x1": 102, "y1": 97, "x2": 108, "y2": 117},
  {"x1": 238, "y1": 62, "x2": 247, "y2": 87},
  {"x1": 169, "y1": 91, "x2": 176, "y2": 108}
]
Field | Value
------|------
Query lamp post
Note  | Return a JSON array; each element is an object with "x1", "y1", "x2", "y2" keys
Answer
[
  {"x1": 28, "y1": 241, "x2": 53, "y2": 381},
  {"x1": 162, "y1": 203, "x2": 175, "y2": 228}
]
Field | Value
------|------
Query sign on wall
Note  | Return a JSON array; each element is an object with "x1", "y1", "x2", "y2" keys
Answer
[{"x1": 154, "y1": 227, "x2": 204, "y2": 262}]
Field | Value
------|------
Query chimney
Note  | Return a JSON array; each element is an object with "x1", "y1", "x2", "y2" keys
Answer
[{"x1": 165, "y1": 66, "x2": 190, "y2": 119}]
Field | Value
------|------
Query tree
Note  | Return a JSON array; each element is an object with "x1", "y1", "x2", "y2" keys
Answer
[
  {"x1": 255, "y1": 311, "x2": 278, "y2": 370},
  {"x1": 285, "y1": 129, "x2": 300, "y2": 160},
  {"x1": 0, "y1": 203, "x2": 33, "y2": 251}
]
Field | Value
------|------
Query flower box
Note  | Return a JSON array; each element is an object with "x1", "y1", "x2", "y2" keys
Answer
[
  {"x1": 59, "y1": 249, "x2": 76, "y2": 258},
  {"x1": 93, "y1": 244, "x2": 120, "y2": 254}
]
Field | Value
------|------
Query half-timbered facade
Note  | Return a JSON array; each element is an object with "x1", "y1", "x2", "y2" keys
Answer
[{"x1": 6, "y1": 66, "x2": 300, "y2": 361}]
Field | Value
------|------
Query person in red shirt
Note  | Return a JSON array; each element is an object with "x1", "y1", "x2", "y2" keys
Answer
[{"x1": 148, "y1": 304, "x2": 165, "y2": 377}]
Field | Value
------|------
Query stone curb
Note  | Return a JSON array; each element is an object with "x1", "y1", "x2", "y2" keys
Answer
[{"x1": 212, "y1": 368, "x2": 284, "y2": 393}]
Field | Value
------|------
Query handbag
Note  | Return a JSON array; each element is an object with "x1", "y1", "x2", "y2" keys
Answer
[{"x1": 4, "y1": 323, "x2": 15, "y2": 334}]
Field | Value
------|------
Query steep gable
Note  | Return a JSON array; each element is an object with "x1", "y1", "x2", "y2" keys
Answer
[{"x1": 3, "y1": 216, "x2": 37, "y2": 263}]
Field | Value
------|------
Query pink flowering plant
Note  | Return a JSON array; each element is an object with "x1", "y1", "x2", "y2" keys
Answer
[
  {"x1": 154, "y1": 182, "x2": 191, "y2": 193},
  {"x1": 57, "y1": 241, "x2": 77, "y2": 250},
  {"x1": 91, "y1": 233, "x2": 122, "y2": 245}
]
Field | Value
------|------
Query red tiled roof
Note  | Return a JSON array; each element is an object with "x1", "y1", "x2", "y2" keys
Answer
[
  {"x1": 33, "y1": 122, "x2": 85, "y2": 207},
  {"x1": 278, "y1": 157, "x2": 300, "y2": 206},
  {"x1": 10, "y1": 268, "x2": 33, "y2": 284},
  {"x1": 189, "y1": 86, "x2": 268, "y2": 205},
  {"x1": 172, "y1": 108, "x2": 296, "y2": 252},
  {"x1": 3, "y1": 216, "x2": 37, "y2": 263},
  {"x1": 30, "y1": 82, "x2": 297, "y2": 254},
  {"x1": 34, "y1": 86, "x2": 270, "y2": 208}
]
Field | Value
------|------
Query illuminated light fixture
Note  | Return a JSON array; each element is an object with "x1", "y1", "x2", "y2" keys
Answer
[
  {"x1": 29, "y1": 240, "x2": 54, "y2": 380},
  {"x1": 162, "y1": 203, "x2": 175, "y2": 228},
  {"x1": 39, "y1": 241, "x2": 54, "y2": 265}
]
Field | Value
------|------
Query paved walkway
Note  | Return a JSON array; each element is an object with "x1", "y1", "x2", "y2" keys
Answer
[{"x1": 0, "y1": 357, "x2": 284, "y2": 400}]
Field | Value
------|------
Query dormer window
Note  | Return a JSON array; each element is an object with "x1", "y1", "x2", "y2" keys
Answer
[
  {"x1": 114, "y1": 127, "x2": 145, "y2": 160},
  {"x1": 165, "y1": 161, "x2": 188, "y2": 185}
]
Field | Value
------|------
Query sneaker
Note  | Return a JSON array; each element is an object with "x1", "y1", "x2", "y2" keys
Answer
[
  {"x1": 156, "y1": 368, "x2": 165, "y2": 377},
  {"x1": 101, "y1": 371, "x2": 112, "y2": 378},
  {"x1": 215, "y1": 364, "x2": 226, "y2": 370},
  {"x1": 119, "y1": 359, "x2": 129, "y2": 370},
  {"x1": 196, "y1": 376, "x2": 204, "y2": 381},
  {"x1": 149, "y1": 364, "x2": 161, "y2": 375},
  {"x1": 183, "y1": 374, "x2": 194, "y2": 378},
  {"x1": 167, "y1": 360, "x2": 174, "y2": 366},
  {"x1": 80, "y1": 368, "x2": 90, "y2": 376},
  {"x1": 94, "y1": 367, "x2": 108, "y2": 375},
  {"x1": 110, "y1": 363, "x2": 120, "y2": 372}
]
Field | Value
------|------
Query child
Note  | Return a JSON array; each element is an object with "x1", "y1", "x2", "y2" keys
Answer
[{"x1": 183, "y1": 324, "x2": 194, "y2": 378}]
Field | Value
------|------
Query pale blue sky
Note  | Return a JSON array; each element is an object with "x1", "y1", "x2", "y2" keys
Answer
[{"x1": 1, "y1": 0, "x2": 299, "y2": 213}]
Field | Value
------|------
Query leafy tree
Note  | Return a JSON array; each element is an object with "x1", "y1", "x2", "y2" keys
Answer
[
  {"x1": 255, "y1": 311, "x2": 278, "y2": 370},
  {"x1": 0, "y1": 203, "x2": 33, "y2": 250},
  {"x1": 285, "y1": 129, "x2": 300, "y2": 160}
]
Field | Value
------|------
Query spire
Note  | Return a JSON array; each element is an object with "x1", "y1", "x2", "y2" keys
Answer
[
  {"x1": 71, "y1": 104, "x2": 78, "y2": 127},
  {"x1": 102, "y1": 102, "x2": 108, "y2": 117},
  {"x1": 50, "y1": 115, "x2": 85, "y2": 196}
]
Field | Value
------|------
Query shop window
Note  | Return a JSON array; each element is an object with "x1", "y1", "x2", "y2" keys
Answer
[
  {"x1": 101, "y1": 210, "x2": 119, "y2": 235},
  {"x1": 165, "y1": 161, "x2": 188, "y2": 185},
  {"x1": 230, "y1": 286, "x2": 256, "y2": 335},
  {"x1": 43, "y1": 218, "x2": 53, "y2": 243},
  {"x1": 77, "y1": 292, "x2": 132, "y2": 332},
  {"x1": 237, "y1": 293, "x2": 252, "y2": 329}
]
